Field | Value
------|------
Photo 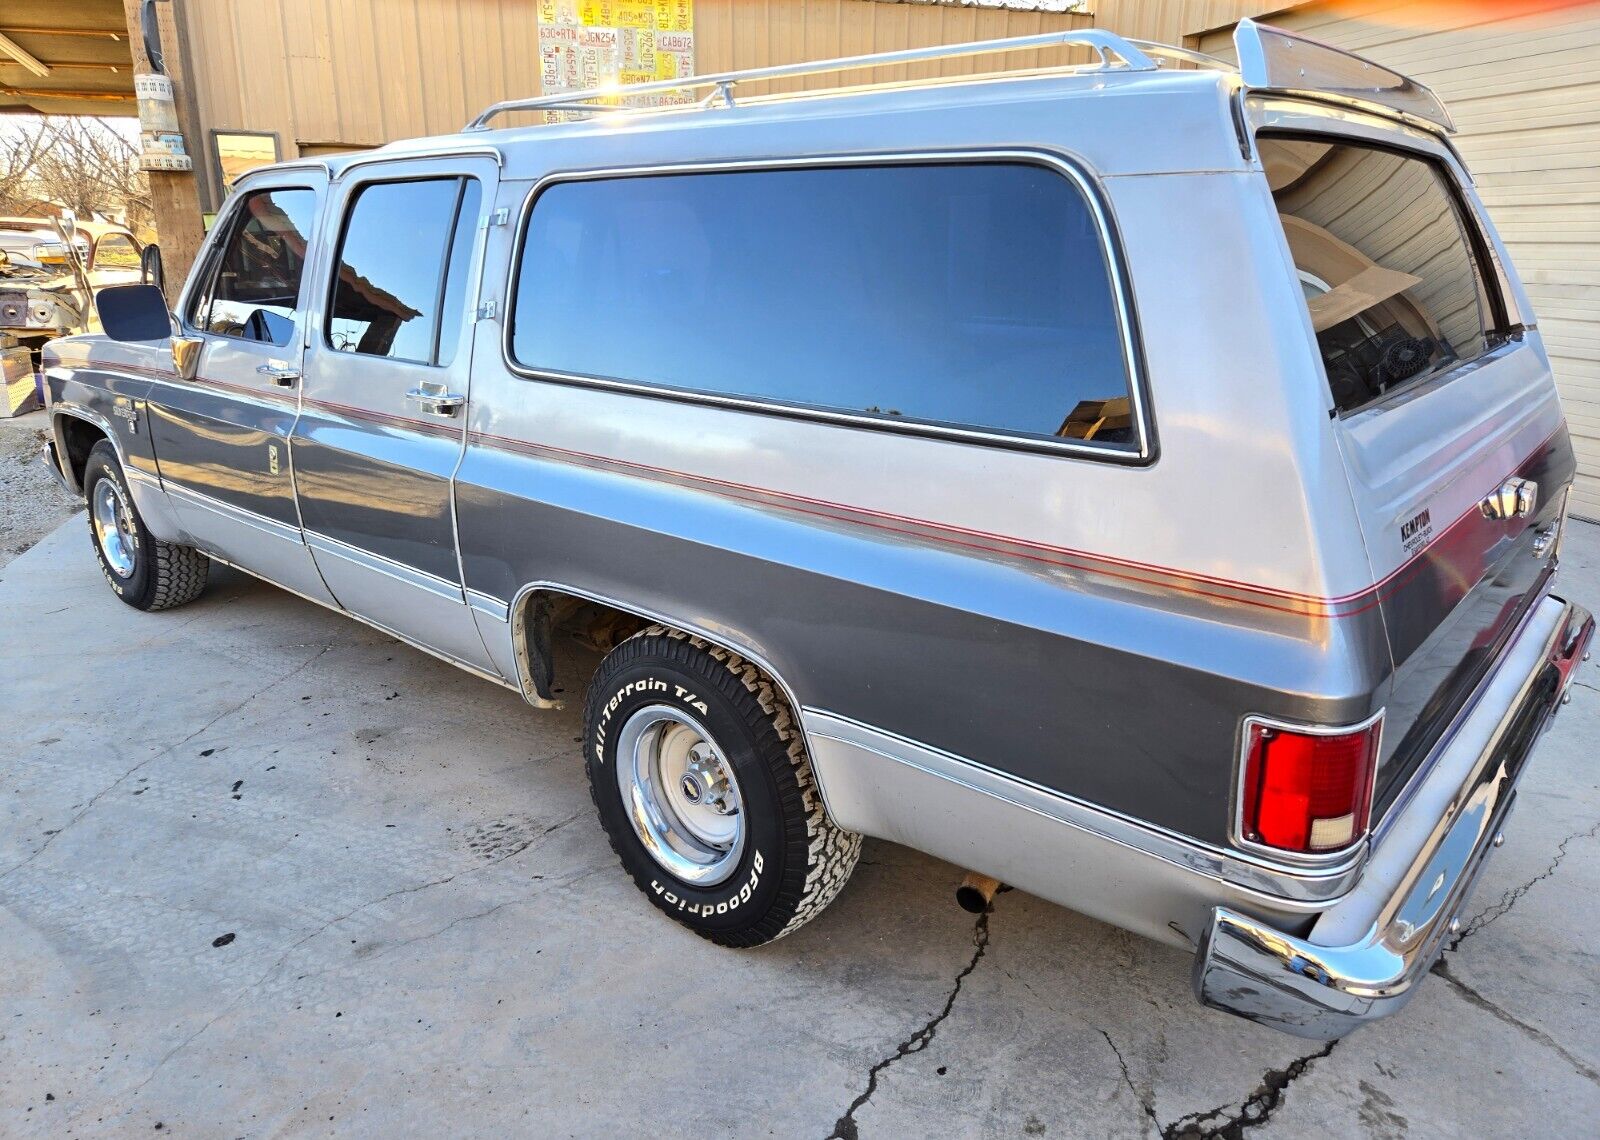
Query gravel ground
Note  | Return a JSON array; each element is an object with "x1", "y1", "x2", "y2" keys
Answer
[{"x1": 0, "y1": 409, "x2": 79, "y2": 570}]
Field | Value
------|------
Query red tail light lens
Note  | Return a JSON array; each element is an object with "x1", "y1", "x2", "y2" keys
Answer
[{"x1": 1239, "y1": 716, "x2": 1383, "y2": 855}]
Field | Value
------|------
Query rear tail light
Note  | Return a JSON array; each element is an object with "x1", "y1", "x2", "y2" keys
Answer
[{"x1": 1238, "y1": 715, "x2": 1383, "y2": 856}]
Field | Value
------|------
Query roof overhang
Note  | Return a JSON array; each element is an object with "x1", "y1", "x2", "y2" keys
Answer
[{"x1": 1, "y1": 0, "x2": 135, "y2": 118}]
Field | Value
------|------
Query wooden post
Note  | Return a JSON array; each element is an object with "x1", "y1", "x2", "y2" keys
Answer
[{"x1": 122, "y1": 0, "x2": 207, "y2": 306}]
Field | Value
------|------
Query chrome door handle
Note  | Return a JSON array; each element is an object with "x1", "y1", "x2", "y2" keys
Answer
[
  {"x1": 256, "y1": 364, "x2": 300, "y2": 388},
  {"x1": 406, "y1": 387, "x2": 466, "y2": 417}
]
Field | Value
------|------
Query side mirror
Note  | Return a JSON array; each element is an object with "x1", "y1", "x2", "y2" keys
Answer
[
  {"x1": 96, "y1": 284, "x2": 174, "y2": 342},
  {"x1": 140, "y1": 243, "x2": 165, "y2": 292}
]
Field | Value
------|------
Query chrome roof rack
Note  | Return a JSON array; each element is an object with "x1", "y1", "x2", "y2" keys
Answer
[{"x1": 463, "y1": 29, "x2": 1158, "y2": 131}]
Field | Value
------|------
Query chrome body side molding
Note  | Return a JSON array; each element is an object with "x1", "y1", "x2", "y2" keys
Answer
[
  {"x1": 802, "y1": 709, "x2": 1361, "y2": 950},
  {"x1": 202, "y1": 548, "x2": 520, "y2": 694}
]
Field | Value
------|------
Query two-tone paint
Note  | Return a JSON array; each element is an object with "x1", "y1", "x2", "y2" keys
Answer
[{"x1": 41, "y1": 55, "x2": 1588, "y2": 1033}]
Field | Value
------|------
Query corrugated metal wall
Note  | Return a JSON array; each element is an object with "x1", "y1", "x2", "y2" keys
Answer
[
  {"x1": 1201, "y1": 0, "x2": 1600, "y2": 520},
  {"x1": 183, "y1": 0, "x2": 1120, "y2": 153},
  {"x1": 184, "y1": 2, "x2": 1290, "y2": 149}
]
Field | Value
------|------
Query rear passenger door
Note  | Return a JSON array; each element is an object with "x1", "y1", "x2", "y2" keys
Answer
[{"x1": 292, "y1": 157, "x2": 498, "y2": 673}]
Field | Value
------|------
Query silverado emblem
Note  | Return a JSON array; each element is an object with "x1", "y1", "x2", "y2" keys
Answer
[{"x1": 1480, "y1": 478, "x2": 1538, "y2": 521}]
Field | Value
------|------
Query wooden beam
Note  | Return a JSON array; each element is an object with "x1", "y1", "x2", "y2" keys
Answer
[
  {"x1": 0, "y1": 30, "x2": 51, "y2": 77},
  {"x1": 0, "y1": 85, "x2": 134, "y2": 101},
  {"x1": 121, "y1": 0, "x2": 205, "y2": 306},
  {"x1": 0, "y1": 27, "x2": 129, "y2": 40}
]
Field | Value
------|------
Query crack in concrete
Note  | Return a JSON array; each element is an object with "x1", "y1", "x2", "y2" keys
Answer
[
  {"x1": 1445, "y1": 819, "x2": 1600, "y2": 953},
  {"x1": 1100, "y1": 1029, "x2": 1161, "y2": 1134},
  {"x1": 1158, "y1": 1041, "x2": 1338, "y2": 1140},
  {"x1": 122, "y1": 809, "x2": 584, "y2": 1104},
  {"x1": 826, "y1": 907, "x2": 992, "y2": 1140},
  {"x1": 0, "y1": 643, "x2": 334, "y2": 884},
  {"x1": 1431, "y1": 960, "x2": 1600, "y2": 1087}
]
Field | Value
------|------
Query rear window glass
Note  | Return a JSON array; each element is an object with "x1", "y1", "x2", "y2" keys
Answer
[
  {"x1": 1260, "y1": 136, "x2": 1498, "y2": 414},
  {"x1": 509, "y1": 162, "x2": 1138, "y2": 451}
]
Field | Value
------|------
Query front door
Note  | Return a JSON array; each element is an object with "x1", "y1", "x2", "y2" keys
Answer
[
  {"x1": 147, "y1": 171, "x2": 336, "y2": 605},
  {"x1": 291, "y1": 157, "x2": 498, "y2": 673}
]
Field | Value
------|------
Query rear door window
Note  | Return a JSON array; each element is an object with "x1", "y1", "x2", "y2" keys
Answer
[
  {"x1": 509, "y1": 161, "x2": 1141, "y2": 453},
  {"x1": 1260, "y1": 135, "x2": 1501, "y2": 414},
  {"x1": 326, "y1": 177, "x2": 482, "y2": 365}
]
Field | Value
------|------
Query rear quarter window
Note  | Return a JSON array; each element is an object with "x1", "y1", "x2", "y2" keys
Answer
[
  {"x1": 508, "y1": 160, "x2": 1142, "y2": 454},
  {"x1": 1260, "y1": 135, "x2": 1502, "y2": 414}
]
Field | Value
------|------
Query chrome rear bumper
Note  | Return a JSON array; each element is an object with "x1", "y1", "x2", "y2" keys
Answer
[{"x1": 1193, "y1": 594, "x2": 1594, "y2": 1040}]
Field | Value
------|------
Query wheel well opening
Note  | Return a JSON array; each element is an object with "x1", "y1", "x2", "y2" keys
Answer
[
  {"x1": 57, "y1": 416, "x2": 107, "y2": 493},
  {"x1": 512, "y1": 589, "x2": 649, "y2": 707}
]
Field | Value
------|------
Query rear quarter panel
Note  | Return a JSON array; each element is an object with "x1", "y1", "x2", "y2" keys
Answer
[{"x1": 454, "y1": 122, "x2": 1387, "y2": 850}]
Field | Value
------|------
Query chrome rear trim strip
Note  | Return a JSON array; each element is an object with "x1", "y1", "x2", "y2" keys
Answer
[
  {"x1": 803, "y1": 708, "x2": 1363, "y2": 904},
  {"x1": 466, "y1": 589, "x2": 510, "y2": 622}
]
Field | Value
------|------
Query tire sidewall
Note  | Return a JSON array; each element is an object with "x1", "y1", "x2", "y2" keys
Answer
[
  {"x1": 84, "y1": 445, "x2": 156, "y2": 609},
  {"x1": 588, "y1": 651, "x2": 794, "y2": 938}
]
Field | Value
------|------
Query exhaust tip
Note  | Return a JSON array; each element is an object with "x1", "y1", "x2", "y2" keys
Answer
[{"x1": 956, "y1": 871, "x2": 1001, "y2": 914}]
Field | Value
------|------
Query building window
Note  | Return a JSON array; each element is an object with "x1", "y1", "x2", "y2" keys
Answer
[
  {"x1": 510, "y1": 160, "x2": 1137, "y2": 451},
  {"x1": 211, "y1": 131, "x2": 282, "y2": 197}
]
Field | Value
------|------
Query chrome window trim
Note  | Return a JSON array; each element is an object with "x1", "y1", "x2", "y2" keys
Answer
[
  {"x1": 319, "y1": 171, "x2": 481, "y2": 366},
  {"x1": 334, "y1": 145, "x2": 504, "y2": 177},
  {"x1": 303, "y1": 528, "x2": 464, "y2": 602},
  {"x1": 812, "y1": 707, "x2": 1363, "y2": 904},
  {"x1": 1229, "y1": 706, "x2": 1386, "y2": 869},
  {"x1": 500, "y1": 149, "x2": 1156, "y2": 465}
]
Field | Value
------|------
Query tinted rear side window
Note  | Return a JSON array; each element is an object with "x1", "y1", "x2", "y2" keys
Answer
[
  {"x1": 327, "y1": 177, "x2": 481, "y2": 365},
  {"x1": 510, "y1": 162, "x2": 1138, "y2": 450},
  {"x1": 1260, "y1": 136, "x2": 1498, "y2": 414}
]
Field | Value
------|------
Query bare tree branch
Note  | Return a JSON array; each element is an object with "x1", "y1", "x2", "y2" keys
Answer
[{"x1": 0, "y1": 117, "x2": 150, "y2": 234}]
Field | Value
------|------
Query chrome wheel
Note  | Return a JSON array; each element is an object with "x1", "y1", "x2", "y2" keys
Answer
[
  {"x1": 616, "y1": 704, "x2": 746, "y2": 886},
  {"x1": 91, "y1": 477, "x2": 138, "y2": 578}
]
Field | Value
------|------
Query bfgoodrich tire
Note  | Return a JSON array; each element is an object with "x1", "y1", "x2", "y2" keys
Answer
[
  {"x1": 584, "y1": 626, "x2": 861, "y2": 947},
  {"x1": 83, "y1": 441, "x2": 209, "y2": 611}
]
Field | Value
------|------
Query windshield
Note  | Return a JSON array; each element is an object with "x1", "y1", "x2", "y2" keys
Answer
[{"x1": 1261, "y1": 135, "x2": 1499, "y2": 414}]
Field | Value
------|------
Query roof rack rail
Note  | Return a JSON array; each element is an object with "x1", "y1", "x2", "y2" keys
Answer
[
  {"x1": 1126, "y1": 40, "x2": 1232, "y2": 72},
  {"x1": 463, "y1": 29, "x2": 1158, "y2": 131}
]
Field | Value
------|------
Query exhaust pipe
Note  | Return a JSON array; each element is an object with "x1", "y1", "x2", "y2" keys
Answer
[{"x1": 956, "y1": 871, "x2": 1001, "y2": 914}]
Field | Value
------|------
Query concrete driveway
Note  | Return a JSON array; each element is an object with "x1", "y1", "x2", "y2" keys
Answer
[{"x1": 3, "y1": 514, "x2": 1598, "y2": 1138}]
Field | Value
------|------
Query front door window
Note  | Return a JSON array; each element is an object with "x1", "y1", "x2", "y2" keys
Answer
[{"x1": 189, "y1": 188, "x2": 317, "y2": 347}]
